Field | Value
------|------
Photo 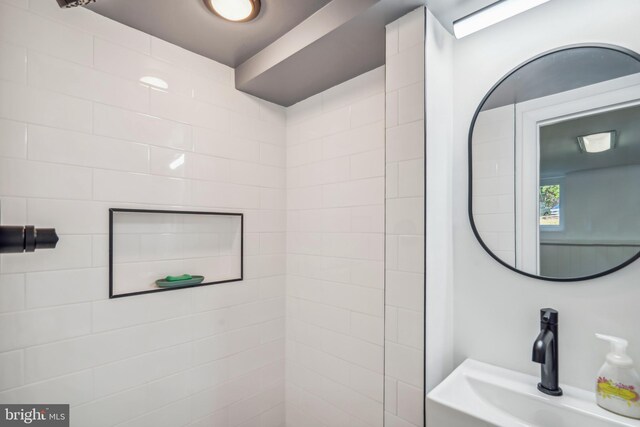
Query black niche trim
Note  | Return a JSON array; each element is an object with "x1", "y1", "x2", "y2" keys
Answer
[{"x1": 109, "y1": 208, "x2": 244, "y2": 298}]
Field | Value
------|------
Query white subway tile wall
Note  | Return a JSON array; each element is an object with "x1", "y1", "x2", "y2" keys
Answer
[
  {"x1": 0, "y1": 1, "x2": 286, "y2": 426},
  {"x1": 385, "y1": 8, "x2": 425, "y2": 427},
  {"x1": 285, "y1": 67, "x2": 386, "y2": 427}
]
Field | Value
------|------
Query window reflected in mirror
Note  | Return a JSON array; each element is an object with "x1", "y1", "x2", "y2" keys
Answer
[
  {"x1": 539, "y1": 184, "x2": 561, "y2": 229},
  {"x1": 537, "y1": 106, "x2": 640, "y2": 278}
]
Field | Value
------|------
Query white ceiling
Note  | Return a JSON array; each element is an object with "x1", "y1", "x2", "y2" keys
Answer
[
  {"x1": 87, "y1": 0, "x2": 333, "y2": 68},
  {"x1": 87, "y1": 0, "x2": 425, "y2": 105},
  {"x1": 236, "y1": 0, "x2": 425, "y2": 106}
]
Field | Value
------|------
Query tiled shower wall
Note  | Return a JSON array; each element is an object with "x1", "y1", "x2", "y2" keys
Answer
[
  {"x1": 0, "y1": 1, "x2": 426, "y2": 426},
  {"x1": 285, "y1": 68, "x2": 386, "y2": 427},
  {"x1": 384, "y1": 8, "x2": 425, "y2": 427},
  {"x1": 283, "y1": 9, "x2": 426, "y2": 426},
  {"x1": 0, "y1": 1, "x2": 286, "y2": 426}
]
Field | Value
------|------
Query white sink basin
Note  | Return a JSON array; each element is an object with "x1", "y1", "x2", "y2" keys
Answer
[{"x1": 427, "y1": 359, "x2": 640, "y2": 427}]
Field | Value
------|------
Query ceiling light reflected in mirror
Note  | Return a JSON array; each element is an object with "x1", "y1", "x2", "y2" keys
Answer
[{"x1": 577, "y1": 131, "x2": 617, "y2": 153}]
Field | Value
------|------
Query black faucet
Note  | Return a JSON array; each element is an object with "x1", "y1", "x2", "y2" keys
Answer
[{"x1": 532, "y1": 308, "x2": 563, "y2": 396}]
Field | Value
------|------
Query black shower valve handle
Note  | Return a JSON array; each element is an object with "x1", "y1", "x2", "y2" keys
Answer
[{"x1": 0, "y1": 225, "x2": 59, "y2": 254}]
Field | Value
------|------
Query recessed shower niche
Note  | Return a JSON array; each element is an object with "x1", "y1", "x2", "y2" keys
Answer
[{"x1": 109, "y1": 209, "x2": 243, "y2": 298}]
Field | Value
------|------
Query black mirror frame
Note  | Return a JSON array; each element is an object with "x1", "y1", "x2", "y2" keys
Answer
[{"x1": 468, "y1": 43, "x2": 640, "y2": 282}]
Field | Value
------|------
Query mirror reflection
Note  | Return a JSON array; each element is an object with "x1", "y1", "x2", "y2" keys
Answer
[{"x1": 470, "y1": 46, "x2": 640, "y2": 280}]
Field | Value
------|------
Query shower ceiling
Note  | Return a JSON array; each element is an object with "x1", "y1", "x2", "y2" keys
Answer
[
  {"x1": 88, "y1": 0, "x2": 332, "y2": 67},
  {"x1": 87, "y1": 0, "x2": 425, "y2": 106}
]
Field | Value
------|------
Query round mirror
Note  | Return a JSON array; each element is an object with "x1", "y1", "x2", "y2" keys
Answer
[{"x1": 469, "y1": 45, "x2": 640, "y2": 281}]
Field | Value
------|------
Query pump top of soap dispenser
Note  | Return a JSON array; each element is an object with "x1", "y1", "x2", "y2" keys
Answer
[{"x1": 596, "y1": 333, "x2": 633, "y2": 367}]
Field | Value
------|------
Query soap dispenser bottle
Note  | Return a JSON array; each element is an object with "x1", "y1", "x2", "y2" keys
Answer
[{"x1": 595, "y1": 333, "x2": 640, "y2": 419}]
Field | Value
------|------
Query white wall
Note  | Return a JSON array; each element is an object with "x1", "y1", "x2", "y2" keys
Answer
[
  {"x1": 385, "y1": 8, "x2": 425, "y2": 427},
  {"x1": 0, "y1": 1, "x2": 286, "y2": 426},
  {"x1": 430, "y1": 0, "x2": 640, "y2": 392},
  {"x1": 284, "y1": 67, "x2": 386, "y2": 427},
  {"x1": 424, "y1": 9, "x2": 454, "y2": 395}
]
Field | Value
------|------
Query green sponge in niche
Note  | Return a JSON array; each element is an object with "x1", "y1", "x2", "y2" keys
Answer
[
  {"x1": 165, "y1": 274, "x2": 193, "y2": 282},
  {"x1": 155, "y1": 275, "x2": 204, "y2": 288}
]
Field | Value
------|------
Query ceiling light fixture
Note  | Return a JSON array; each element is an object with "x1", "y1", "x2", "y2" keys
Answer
[
  {"x1": 204, "y1": 0, "x2": 261, "y2": 22},
  {"x1": 56, "y1": 0, "x2": 96, "y2": 8},
  {"x1": 577, "y1": 131, "x2": 617, "y2": 153},
  {"x1": 453, "y1": 0, "x2": 551, "y2": 39}
]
